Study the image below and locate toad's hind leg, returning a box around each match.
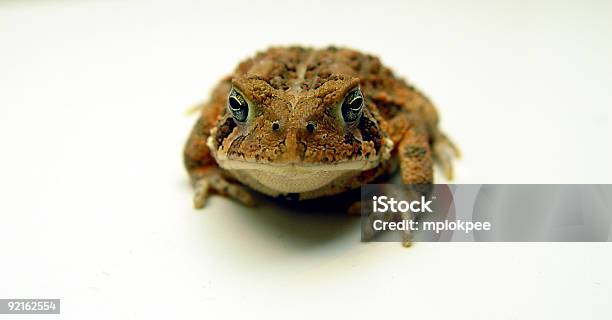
[415,91,460,181]
[432,131,460,180]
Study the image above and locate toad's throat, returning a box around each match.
[217,159,376,193]
[241,169,347,193]
[216,159,376,171]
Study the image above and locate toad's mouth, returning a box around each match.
[215,158,378,172]
[215,159,380,194]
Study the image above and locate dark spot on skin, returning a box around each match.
[306,122,316,133]
[215,117,237,148]
[382,103,402,118]
[344,133,363,157]
[403,145,427,159]
[411,184,434,197]
[344,133,354,145]
[370,94,406,119]
[358,116,382,151]
[284,63,296,72]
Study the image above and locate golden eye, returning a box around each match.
[228,88,248,122]
[341,88,363,123]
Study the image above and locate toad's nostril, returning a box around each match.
[272,121,280,131]
[306,122,316,133]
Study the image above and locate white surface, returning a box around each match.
[1,0,611,319]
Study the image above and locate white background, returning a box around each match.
[1,0,611,319]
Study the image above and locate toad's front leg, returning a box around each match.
[184,118,255,209]
[350,125,434,246]
[191,168,255,208]
[395,126,435,246]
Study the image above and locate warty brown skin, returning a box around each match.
[183,46,458,212]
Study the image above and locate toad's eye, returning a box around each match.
[341,88,364,124]
[228,89,249,122]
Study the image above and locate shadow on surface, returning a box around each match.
[233,190,361,249]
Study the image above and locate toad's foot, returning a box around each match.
[351,200,414,247]
[400,212,413,247]
[193,173,255,209]
[433,132,461,180]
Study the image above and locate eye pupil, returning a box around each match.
[341,89,363,123]
[349,97,363,110]
[229,96,242,110]
[228,89,248,122]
